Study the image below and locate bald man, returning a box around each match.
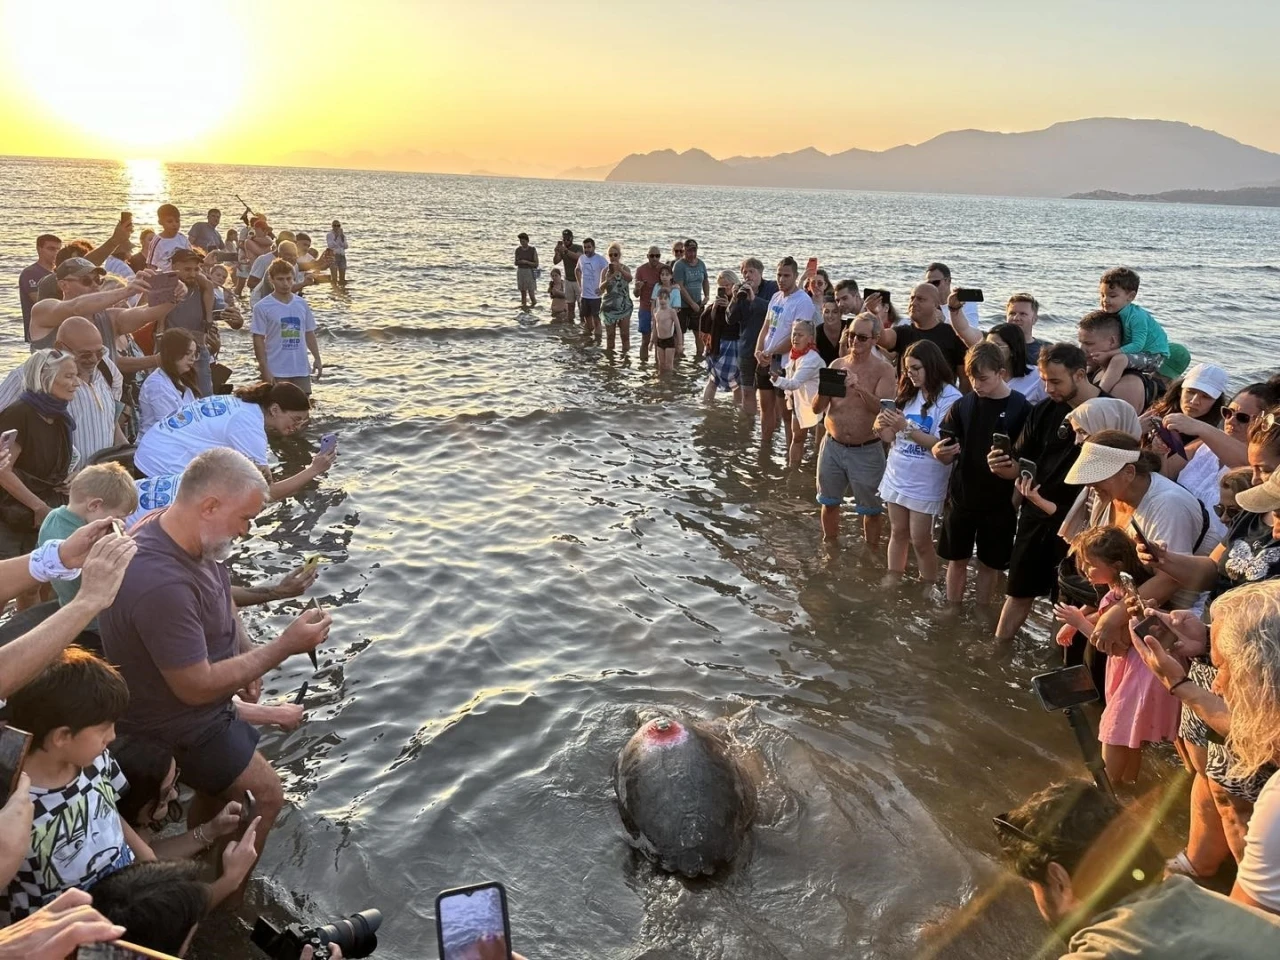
[877,282,968,379]
[0,317,125,463]
[633,244,664,361]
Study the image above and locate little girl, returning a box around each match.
[549,268,567,321]
[771,320,825,468]
[1217,465,1253,534]
[1054,525,1181,787]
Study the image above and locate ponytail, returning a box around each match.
[233,381,311,412]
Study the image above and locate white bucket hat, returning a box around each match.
[1065,441,1141,485]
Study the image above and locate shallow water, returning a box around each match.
[2,157,1278,958]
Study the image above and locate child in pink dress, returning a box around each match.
[1054,525,1182,787]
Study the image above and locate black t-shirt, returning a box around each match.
[558,243,582,279]
[0,401,72,517]
[816,323,842,365]
[940,390,1031,510]
[730,295,769,353]
[1012,397,1084,524]
[892,322,966,373]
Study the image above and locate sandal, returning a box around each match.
[1164,849,1206,881]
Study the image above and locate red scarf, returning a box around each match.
[789,344,815,361]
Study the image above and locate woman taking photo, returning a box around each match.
[133,381,335,500]
[700,270,742,405]
[137,329,200,438]
[874,340,961,585]
[0,350,78,564]
[1145,364,1231,520]
[598,243,633,354]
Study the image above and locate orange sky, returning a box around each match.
[2,0,1277,177]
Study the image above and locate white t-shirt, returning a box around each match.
[577,253,608,298]
[325,230,347,252]
[1238,771,1280,911]
[137,371,196,438]
[878,385,963,509]
[146,233,191,271]
[133,396,270,477]
[251,294,316,378]
[1009,370,1047,404]
[126,474,182,529]
[248,252,277,304]
[761,289,819,356]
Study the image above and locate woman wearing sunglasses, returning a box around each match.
[1155,379,1280,473]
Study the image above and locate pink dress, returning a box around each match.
[1096,590,1182,749]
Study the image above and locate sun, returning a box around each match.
[7,0,244,155]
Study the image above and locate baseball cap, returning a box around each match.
[1064,440,1141,485]
[36,273,62,302]
[55,257,107,281]
[1182,363,1229,400]
[1236,471,1280,515]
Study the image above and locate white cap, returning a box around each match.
[1182,363,1229,400]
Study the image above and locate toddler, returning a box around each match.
[1096,267,1170,392]
[1054,525,1181,786]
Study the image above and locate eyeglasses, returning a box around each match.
[851,332,874,342]
[1221,405,1252,426]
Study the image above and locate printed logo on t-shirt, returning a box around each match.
[280,315,303,349]
[902,413,933,457]
[163,397,232,431]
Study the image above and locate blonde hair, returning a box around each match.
[276,240,298,260]
[1213,581,1280,781]
[22,348,75,394]
[608,243,622,256]
[69,462,138,512]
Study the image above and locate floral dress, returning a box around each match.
[601,271,633,327]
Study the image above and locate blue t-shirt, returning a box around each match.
[673,258,708,307]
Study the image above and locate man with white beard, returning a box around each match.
[99,448,332,882]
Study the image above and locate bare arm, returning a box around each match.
[947,301,983,347]
[878,324,899,351]
[85,221,133,266]
[113,353,160,375]
[305,330,322,378]
[252,334,271,383]
[30,284,136,340]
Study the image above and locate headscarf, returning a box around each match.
[1057,398,1142,540]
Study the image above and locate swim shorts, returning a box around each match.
[563,280,580,304]
[581,297,602,319]
[655,335,677,350]
[937,502,1017,569]
[517,267,536,293]
[638,308,653,334]
[678,304,700,333]
[174,712,261,796]
[1006,515,1070,599]
[816,436,885,514]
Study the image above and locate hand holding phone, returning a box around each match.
[991,432,1011,457]
[0,724,33,803]
[954,288,984,303]
[318,433,338,457]
[804,257,818,278]
[1017,458,1037,483]
[1133,612,1177,650]
[436,882,512,960]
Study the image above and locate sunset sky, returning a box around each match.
[2,0,1277,177]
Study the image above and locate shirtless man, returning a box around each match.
[1077,310,1151,414]
[812,313,896,545]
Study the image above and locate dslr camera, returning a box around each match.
[251,909,382,960]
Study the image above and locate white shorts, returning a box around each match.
[878,476,943,517]
[563,280,580,302]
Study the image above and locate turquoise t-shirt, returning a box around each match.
[36,506,87,608]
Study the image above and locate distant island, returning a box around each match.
[604,118,1280,200]
[1067,186,1280,208]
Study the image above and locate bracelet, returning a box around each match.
[1169,676,1193,695]
[193,825,210,847]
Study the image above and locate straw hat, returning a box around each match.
[1064,441,1141,485]
[1236,471,1280,515]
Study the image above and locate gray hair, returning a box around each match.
[22,348,75,395]
[792,320,815,338]
[177,447,269,503]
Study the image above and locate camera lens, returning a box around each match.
[317,909,382,958]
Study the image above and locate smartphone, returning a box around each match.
[879,398,897,412]
[436,882,512,960]
[110,518,125,538]
[1117,572,1145,611]
[240,789,256,831]
[939,428,958,444]
[147,271,181,305]
[301,554,322,574]
[1032,664,1100,711]
[804,257,818,278]
[1017,458,1037,482]
[77,942,182,959]
[863,287,890,304]
[1150,419,1187,460]
[318,433,338,456]
[817,368,847,398]
[0,724,33,803]
[1129,518,1153,554]
[121,211,132,226]
[1133,613,1177,650]
[214,251,238,263]
[991,432,1011,457]
[955,288,984,303]
[0,428,17,457]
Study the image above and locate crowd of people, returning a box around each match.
[520,230,1280,955]
[0,203,354,958]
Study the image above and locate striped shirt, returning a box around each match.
[0,358,123,466]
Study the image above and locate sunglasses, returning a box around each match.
[851,332,874,342]
[1214,503,1241,519]
[928,279,942,288]
[647,253,661,259]
[74,275,104,287]
[1221,405,1252,425]
[992,813,1040,846]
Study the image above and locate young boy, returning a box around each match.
[37,463,138,623]
[145,203,192,272]
[931,341,1031,605]
[0,648,153,923]
[1096,266,1169,393]
[652,289,681,373]
[251,258,322,394]
[549,268,567,321]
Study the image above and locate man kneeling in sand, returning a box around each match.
[812,313,896,545]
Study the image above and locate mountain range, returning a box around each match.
[604,119,1280,199]
[1068,185,1280,207]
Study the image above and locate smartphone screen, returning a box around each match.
[436,882,512,960]
[1133,613,1176,650]
[0,724,33,803]
[1031,664,1100,711]
[148,271,181,305]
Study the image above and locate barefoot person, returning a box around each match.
[812,313,896,545]
[514,233,538,309]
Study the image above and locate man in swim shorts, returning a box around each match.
[633,246,663,361]
[554,229,583,324]
[812,313,896,546]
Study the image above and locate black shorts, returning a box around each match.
[655,335,677,350]
[755,361,778,392]
[937,503,1017,570]
[1006,516,1070,599]
[581,297,602,319]
[174,711,261,796]
[678,304,700,332]
[740,347,760,389]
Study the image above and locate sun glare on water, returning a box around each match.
[9,0,244,156]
